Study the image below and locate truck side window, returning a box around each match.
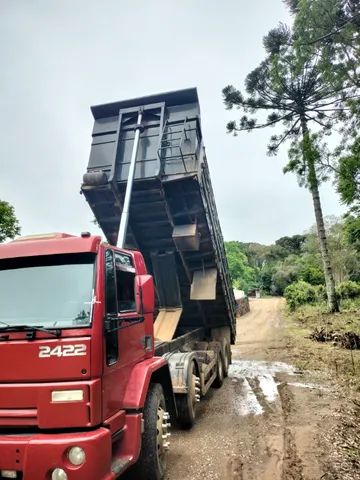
[114,253,136,313]
[105,249,118,365]
[105,250,117,314]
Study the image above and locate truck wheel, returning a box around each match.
[176,361,199,429]
[223,342,231,378]
[213,352,224,388]
[130,383,170,480]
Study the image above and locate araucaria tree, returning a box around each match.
[223,24,345,312]
[288,0,360,257]
[288,0,360,207]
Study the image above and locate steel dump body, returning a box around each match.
[82,88,236,342]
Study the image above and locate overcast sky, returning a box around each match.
[0,0,345,245]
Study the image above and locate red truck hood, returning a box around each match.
[0,336,91,382]
[0,336,102,429]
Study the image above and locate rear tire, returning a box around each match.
[223,342,231,378]
[176,360,198,429]
[213,352,224,388]
[129,383,169,480]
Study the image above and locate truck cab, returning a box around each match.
[0,233,173,480]
[0,88,236,480]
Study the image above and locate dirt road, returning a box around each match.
[165,298,335,480]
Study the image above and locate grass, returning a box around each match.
[291,298,360,335]
[283,298,360,477]
[283,298,360,391]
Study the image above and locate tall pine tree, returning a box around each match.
[223,24,346,312]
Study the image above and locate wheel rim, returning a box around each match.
[156,406,170,469]
[224,350,229,372]
[190,365,196,408]
[218,355,223,379]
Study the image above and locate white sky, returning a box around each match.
[0,0,345,245]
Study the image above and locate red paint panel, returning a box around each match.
[121,414,142,461]
[0,428,115,480]
[0,337,91,382]
[0,235,101,259]
[131,250,148,275]
[103,410,126,435]
[0,409,37,426]
[37,385,90,428]
[0,329,93,343]
[122,357,168,409]
[111,414,142,468]
[0,379,101,429]
[102,319,147,419]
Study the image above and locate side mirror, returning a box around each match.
[135,275,155,314]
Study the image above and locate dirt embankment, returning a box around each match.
[165,298,350,480]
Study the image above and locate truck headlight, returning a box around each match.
[68,446,86,466]
[51,390,84,402]
[51,468,68,480]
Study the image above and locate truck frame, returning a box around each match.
[0,88,236,480]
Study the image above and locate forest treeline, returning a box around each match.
[225,215,360,303]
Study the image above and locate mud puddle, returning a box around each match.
[228,359,325,417]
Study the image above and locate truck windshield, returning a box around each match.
[0,253,96,329]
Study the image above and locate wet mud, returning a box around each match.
[164,298,335,480]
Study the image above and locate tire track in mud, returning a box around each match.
[278,381,304,480]
[225,455,244,480]
[247,377,276,415]
[228,358,306,479]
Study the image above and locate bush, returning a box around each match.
[284,280,317,311]
[314,284,327,302]
[299,265,325,285]
[336,280,360,299]
[271,266,298,296]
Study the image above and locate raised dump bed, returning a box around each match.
[82,88,236,342]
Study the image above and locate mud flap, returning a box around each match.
[190,268,217,300]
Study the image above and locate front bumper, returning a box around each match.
[0,427,115,480]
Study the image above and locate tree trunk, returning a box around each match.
[300,117,339,312]
[310,181,339,312]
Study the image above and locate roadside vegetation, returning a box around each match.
[224,2,360,473]
[225,216,360,296]
[225,225,360,477]
[283,301,360,477]
[224,0,360,337]
[224,0,359,313]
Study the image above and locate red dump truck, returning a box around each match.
[0,88,236,480]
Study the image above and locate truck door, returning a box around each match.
[102,248,147,419]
